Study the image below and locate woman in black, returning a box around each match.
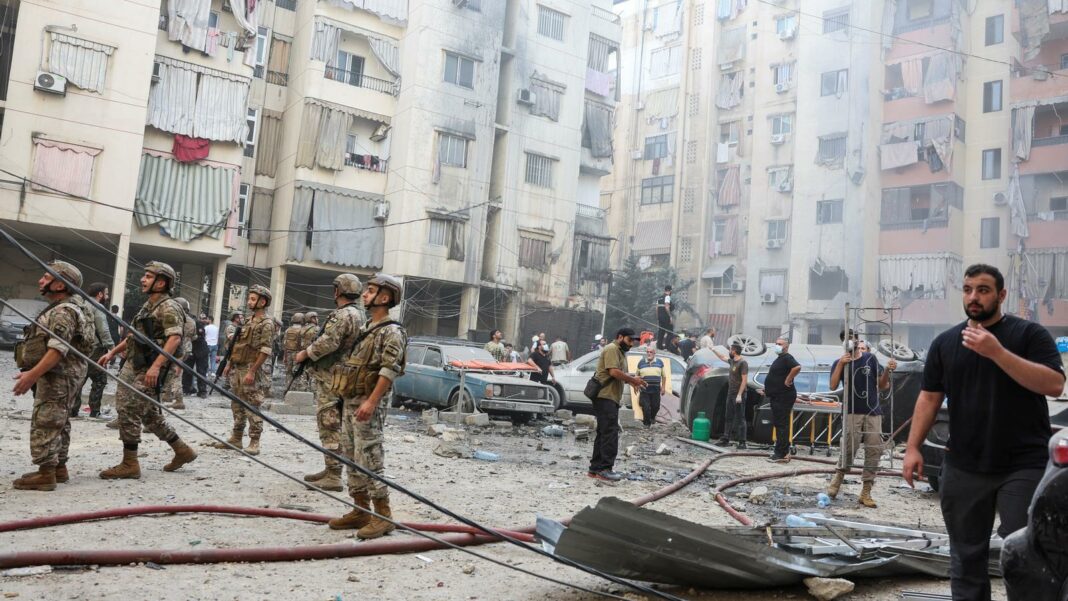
[526,341,554,384]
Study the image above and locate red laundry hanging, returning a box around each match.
[173,135,211,163]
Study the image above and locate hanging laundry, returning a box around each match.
[205,28,221,57]
[173,134,211,162]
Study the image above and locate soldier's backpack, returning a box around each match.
[283,326,302,352]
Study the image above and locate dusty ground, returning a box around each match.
[0,352,999,600]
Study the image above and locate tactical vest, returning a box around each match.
[330,321,405,398]
[310,305,361,372]
[283,325,302,352]
[129,297,184,370]
[230,315,272,365]
[300,324,318,348]
[15,298,95,369]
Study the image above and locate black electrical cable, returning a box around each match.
[0,225,684,601]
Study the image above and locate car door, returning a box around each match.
[394,344,425,400]
[567,356,600,404]
[419,346,448,406]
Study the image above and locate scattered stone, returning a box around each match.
[565,450,582,460]
[490,420,513,429]
[428,424,448,437]
[625,445,638,457]
[803,577,855,601]
[1,566,52,577]
[748,486,770,505]
[421,409,439,425]
[554,409,573,420]
[4,593,19,598]
[348,573,360,582]
[463,413,490,427]
[441,429,466,443]
[655,443,671,455]
[462,564,476,575]
[432,442,470,459]
[573,414,597,427]
[573,427,590,441]
[402,435,417,443]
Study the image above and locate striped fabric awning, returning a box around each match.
[134,152,235,242]
[632,219,673,255]
[718,164,741,207]
[644,87,679,121]
[707,313,735,346]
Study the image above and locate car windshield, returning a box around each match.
[1,300,48,320]
[443,346,497,364]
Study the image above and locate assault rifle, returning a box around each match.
[282,320,329,397]
[214,326,242,383]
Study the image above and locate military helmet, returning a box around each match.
[230,310,244,320]
[248,284,272,307]
[47,261,83,289]
[174,297,191,313]
[304,311,318,322]
[292,312,305,325]
[333,273,363,297]
[367,273,403,307]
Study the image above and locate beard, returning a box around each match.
[965,298,999,322]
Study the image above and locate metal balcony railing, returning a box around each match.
[266,70,288,86]
[1033,134,1068,147]
[592,5,621,24]
[344,153,388,172]
[275,0,296,10]
[324,67,398,95]
[576,204,606,220]
[879,218,949,231]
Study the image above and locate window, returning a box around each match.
[772,62,794,87]
[344,133,359,167]
[816,199,843,224]
[427,218,448,246]
[525,153,555,188]
[906,0,933,20]
[980,217,1000,249]
[767,219,787,243]
[775,14,797,36]
[710,266,735,295]
[983,80,1002,113]
[438,133,469,168]
[537,5,567,41]
[330,50,365,86]
[640,176,674,205]
[244,108,259,158]
[237,183,250,237]
[644,133,673,159]
[982,148,1001,180]
[254,27,270,77]
[266,37,291,86]
[823,8,849,33]
[771,114,793,136]
[650,45,682,77]
[1052,197,1068,212]
[809,266,847,300]
[760,327,782,344]
[424,348,443,368]
[719,121,739,145]
[208,11,220,28]
[820,69,847,96]
[519,235,550,269]
[759,270,787,298]
[679,237,693,263]
[817,134,847,165]
[1061,54,1068,70]
[985,14,1003,46]
[443,51,475,88]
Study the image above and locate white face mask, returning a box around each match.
[773,344,784,355]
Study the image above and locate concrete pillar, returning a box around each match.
[457,285,480,339]
[180,262,205,310]
[111,233,131,313]
[211,256,227,325]
[502,292,519,344]
[269,264,287,320]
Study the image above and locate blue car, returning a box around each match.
[393,338,558,419]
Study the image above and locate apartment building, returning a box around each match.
[0,0,620,343]
[606,0,1068,350]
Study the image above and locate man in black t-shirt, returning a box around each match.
[715,344,748,448]
[763,337,801,463]
[655,285,673,350]
[677,332,696,361]
[525,341,553,384]
[903,264,1065,601]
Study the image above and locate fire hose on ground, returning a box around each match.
[0,451,905,569]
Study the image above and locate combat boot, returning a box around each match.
[164,440,198,472]
[357,498,396,540]
[55,464,69,483]
[99,449,141,480]
[209,431,243,450]
[169,400,186,410]
[328,493,373,530]
[13,466,57,491]
[245,436,261,456]
[312,467,343,492]
[827,471,845,499]
[859,481,878,508]
[303,468,329,482]
[106,418,119,429]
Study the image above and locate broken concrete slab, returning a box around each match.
[490,420,513,429]
[573,414,597,427]
[655,443,671,455]
[463,413,490,427]
[283,391,315,406]
[573,427,590,441]
[421,409,439,425]
[428,424,448,436]
[554,409,573,420]
[441,428,467,443]
[748,486,770,505]
[803,577,855,601]
[618,408,643,429]
[432,441,470,459]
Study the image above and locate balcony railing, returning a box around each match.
[592,5,621,24]
[266,70,288,86]
[880,218,949,231]
[344,153,387,172]
[892,14,951,36]
[276,0,296,10]
[324,67,398,95]
[1033,134,1068,148]
[1027,210,1068,221]
[576,204,606,219]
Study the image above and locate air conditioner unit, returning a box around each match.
[516,88,536,105]
[370,123,390,142]
[762,293,778,304]
[766,239,783,249]
[775,82,789,94]
[993,191,1007,206]
[373,201,390,221]
[151,61,162,84]
[778,26,796,40]
[452,0,469,6]
[631,150,644,160]
[719,62,735,71]
[770,133,785,145]
[34,71,67,96]
[731,279,745,292]
[1032,68,1050,81]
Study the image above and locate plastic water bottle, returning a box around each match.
[542,425,565,437]
[472,450,499,462]
[816,493,831,508]
[784,514,818,528]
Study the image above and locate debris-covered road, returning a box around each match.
[0,354,997,600]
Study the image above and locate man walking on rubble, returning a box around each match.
[327,274,407,539]
[588,328,647,482]
[210,285,276,456]
[294,276,364,491]
[97,262,197,479]
[12,262,93,490]
[828,328,896,508]
[903,264,1064,601]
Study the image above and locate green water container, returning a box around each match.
[692,411,711,442]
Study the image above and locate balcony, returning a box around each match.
[344,152,388,173]
[1019,135,1068,176]
[325,68,398,96]
[580,146,613,176]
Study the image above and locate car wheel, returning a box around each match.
[550,384,565,412]
[877,339,918,362]
[927,475,940,492]
[389,391,405,408]
[727,334,766,357]
[448,388,475,413]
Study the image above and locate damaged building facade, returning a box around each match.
[605,0,1068,349]
[0,0,620,342]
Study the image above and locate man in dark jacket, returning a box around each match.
[763,337,801,462]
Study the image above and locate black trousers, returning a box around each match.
[73,347,108,416]
[639,389,661,426]
[722,391,747,442]
[940,459,1044,601]
[656,324,672,350]
[589,398,620,473]
[768,392,796,458]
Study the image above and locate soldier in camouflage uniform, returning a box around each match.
[162,296,196,410]
[12,262,92,491]
[97,262,197,480]
[296,311,320,392]
[212,285,276,456]
[282,313,305,389]
[72,282,114,418]
[294,276,363,491]
[327,274,407,539]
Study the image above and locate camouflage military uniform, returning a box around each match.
[26,300,89,469]
[282,323,303,388]
[340,317,406,499]
[162,312,195,404]
[295,322,319,391]
[304,304,363,472]
[227,313,277,440]
[114,296,184,446]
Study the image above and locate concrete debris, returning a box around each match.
[421,409,439,425]
[803,577,855,601]
[441,429,466,443]
[490,420,513,429]
[573,414,597,427]
[573,427,591,441]
[428,424,448,437]
[0,566,52,577]
[462,564,476,575]
[347,573,360,582]
[432,441,470,459]
[554,409,573,420]
[625,445,638,457]
[655,443,671,455]
[747,486,770,505]
[463,413,490,427]
[402,435,417,443]
[566,450,583,460]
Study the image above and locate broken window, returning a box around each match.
[529,76,565,121]
[768,166,793,192]
[719,122,739,145]
[519,235,550,269]
[759,270,787,298]
[771,62,794,87]
[906,0,933,20]
[820,69,848,97]
[244,107,259,158]
[46,32,115,93]
[775,14,798,36]
[709,267,735,295]
[809,266,848,301]
[816,199,843,224]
